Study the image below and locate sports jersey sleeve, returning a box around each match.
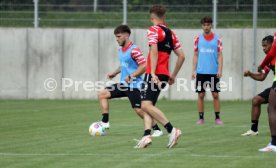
[172,31,181,50]
[260,44,276,68]
[147,26,159,45]
[263,65,271,74]
[131,47,145,65]
[218,37,223,52]
[194,35,199,52]
[260,32,276,68]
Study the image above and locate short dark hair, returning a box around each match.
[114,25,131,35]
[201,16,213,24]
[149,4,166,18]
[262,35,274,44]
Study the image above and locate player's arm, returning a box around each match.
[125,47,146,83]
[125,63,146,83]
[107,66,120,79]
[192,36,199,80]
[130,63,146,78]
[169,48,185,85]
[192,52,198,80]
[259,33,276,70]
[259,47,276,71]
[150,44,160,83]
[217,51,223,78]
[244,70,267,81]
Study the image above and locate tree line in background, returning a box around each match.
[0,0,275,11]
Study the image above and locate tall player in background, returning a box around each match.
[258,32,276,152]
[192,16,223,125]
[135,4,185,149]
[242,35,274,136]
[97,25,163,137]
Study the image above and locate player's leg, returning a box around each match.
[259,83,276,152]
[196,74,206,124]
[141,100,170,126]
[252,95,265,122]
[242,88,268,136]
[140,74,181,148]
[212,92,223,124]
[268,86,276,147]
[98,89,111,125]
[197,92,205,124]
[97,83,125,129]
[210,74,222,124]
[127,88,163,137]
[134,110,153,149]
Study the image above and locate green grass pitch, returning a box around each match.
[0,99,275,168]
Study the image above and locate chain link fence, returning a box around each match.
[0,0,276,28]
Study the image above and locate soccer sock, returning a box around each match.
[251,120,259,132]
[164,122,173,133]
[101,113,109,123]
[144,129,151,136]
[199,112,204,119]
[152,124,161,131]
[271,136,276,146]
[215,112,220,119]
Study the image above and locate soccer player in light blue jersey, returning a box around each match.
[192,16,223,125]
[96,25,163,137]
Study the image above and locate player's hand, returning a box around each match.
[191,72,196,80]
[217,70,222,78]
[243,70,251,77]
[168,75,176,85]
[151,74,160,84]
[124,75,133,83]
[107,72,116,79]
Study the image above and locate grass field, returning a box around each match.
[0,100,275,168]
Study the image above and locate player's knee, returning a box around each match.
[134,108,144,118]
[212,93,219,99]
[141,102,151,112]
[252,96,262,106]
[98,90,108,99]
[198,93,205,99]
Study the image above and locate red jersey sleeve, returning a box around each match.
[131,47,145,65]
[263,65,270,74]
[260,32,276,68]
[172,31,181,50]
[218,36,223,53]
[194,35,199,52]
[147,26,159,45]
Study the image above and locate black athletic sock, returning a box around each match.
[251,120,259,132]
[164,122,173,133]
[152,124,161,131]
[271,136,276,146]
[215,112,220,119]
[144,129,151,136]
[199,112,204,119]
[101,113,109,123]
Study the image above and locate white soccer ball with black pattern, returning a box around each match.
[89,122,105,136]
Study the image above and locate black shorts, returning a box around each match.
[141,74,169,105]
[272,81,276,91]
[258,87,271,104]
[106,83,141,108]
[195,74,220,92]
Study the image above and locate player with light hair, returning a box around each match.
[135,4,185,148]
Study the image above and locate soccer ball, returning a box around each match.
[89,122,105,136]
